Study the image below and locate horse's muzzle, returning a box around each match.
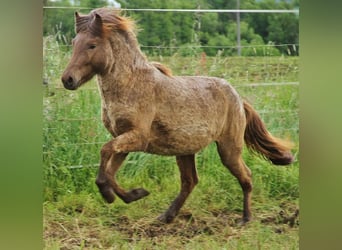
[61,74,78,90]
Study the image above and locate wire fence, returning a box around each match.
[48,81,298,91]
[43,6,299,14]
[46,43,299,53]
[43,7,299,170]
[43,78,299,170]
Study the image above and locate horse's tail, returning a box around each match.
[243,100,294,165]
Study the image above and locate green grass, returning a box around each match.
[43,36,299,249]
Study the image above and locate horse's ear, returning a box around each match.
[90,13,104,37]
[74,12,84,33]
[94,14,103,28]
[94,13,102,22]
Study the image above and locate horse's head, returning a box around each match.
[61,11,113,90]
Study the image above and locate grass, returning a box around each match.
[43,36,299,249]
[44,195,299,249]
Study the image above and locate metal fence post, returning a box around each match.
[237,0,241,56]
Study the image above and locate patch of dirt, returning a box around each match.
[106,210,245,243]
[107,207,299,242]
[259,202,299,233]
[44,205,299,248]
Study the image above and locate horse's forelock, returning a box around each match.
[75,8,136,37]
[94,8,136,35]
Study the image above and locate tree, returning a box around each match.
[43,0,75,44]
[43,0,299,56]
[72,0,108,7]
[43,0,111,43]
[243,0,299,55]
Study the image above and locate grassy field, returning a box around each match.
[43,36,299,249]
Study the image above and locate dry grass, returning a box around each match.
[44,193,299,249]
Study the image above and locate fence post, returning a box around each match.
[236,0,241,56]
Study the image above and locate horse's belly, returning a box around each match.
[145,126,215,155]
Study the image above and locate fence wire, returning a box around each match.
[43,6,299,14]
[43,7,299,170]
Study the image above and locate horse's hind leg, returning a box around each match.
[158,154,199,223]
[96,140,149,204]
[216,141,253,223]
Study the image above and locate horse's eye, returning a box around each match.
[88,44,96,49]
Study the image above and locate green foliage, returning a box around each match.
[178,43,204,57]
[43,0,111,44]
[74,0,108,8]
[43,1,75,44]
[243,0,299,55]
[44,0,299,56]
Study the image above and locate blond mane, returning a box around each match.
[76,8,136,36]
[151,62,173,77]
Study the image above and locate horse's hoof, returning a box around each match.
[236,216,252,226]
[123,188,150,203]
[157,212,175,224]
[130,188,150,198]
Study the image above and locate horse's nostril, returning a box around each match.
[67,76,74,84]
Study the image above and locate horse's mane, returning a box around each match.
[76,8,136,36]
[151,62,173,77]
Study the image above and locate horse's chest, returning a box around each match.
[102,104,135,137]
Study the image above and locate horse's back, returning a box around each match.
[165,75,243,118]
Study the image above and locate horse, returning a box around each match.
[61,7,294,224]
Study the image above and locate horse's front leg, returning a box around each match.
[112,129,149,154]
[96,133,150,204]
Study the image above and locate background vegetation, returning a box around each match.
[43,1,299,249]
[43,0,299,56]
[43,42,299,250]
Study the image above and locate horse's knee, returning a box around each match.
[95,176,107,187]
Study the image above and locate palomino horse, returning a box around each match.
[61,7,293,224]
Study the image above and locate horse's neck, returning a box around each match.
[99,34,149,89]
[97,34,152,103]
